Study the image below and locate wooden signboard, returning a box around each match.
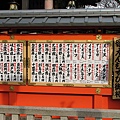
[28,40,113,87]
[0,40,26,85]
[113,37,120,99]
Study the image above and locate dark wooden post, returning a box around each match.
[22,0,29,9]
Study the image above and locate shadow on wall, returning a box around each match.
[60,101,74,108]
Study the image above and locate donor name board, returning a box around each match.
[0,40,26,85]
[28,40,112,87]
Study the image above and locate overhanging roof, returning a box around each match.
[0,9,120,28]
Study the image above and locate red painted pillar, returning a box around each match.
[9,92,17,105]
[94,95,103,109]
[45,0,53,9]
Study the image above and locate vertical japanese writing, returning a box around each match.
[30,42,110,86]
[0,43,24,83]
[114,39,120,99]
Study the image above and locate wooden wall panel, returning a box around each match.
[0,85,119,109]
[0,34,118,41]
[0,93,9,105]
[102,96,120,109]
[16,94,93,108]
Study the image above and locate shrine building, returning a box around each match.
[0,0,120,111]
